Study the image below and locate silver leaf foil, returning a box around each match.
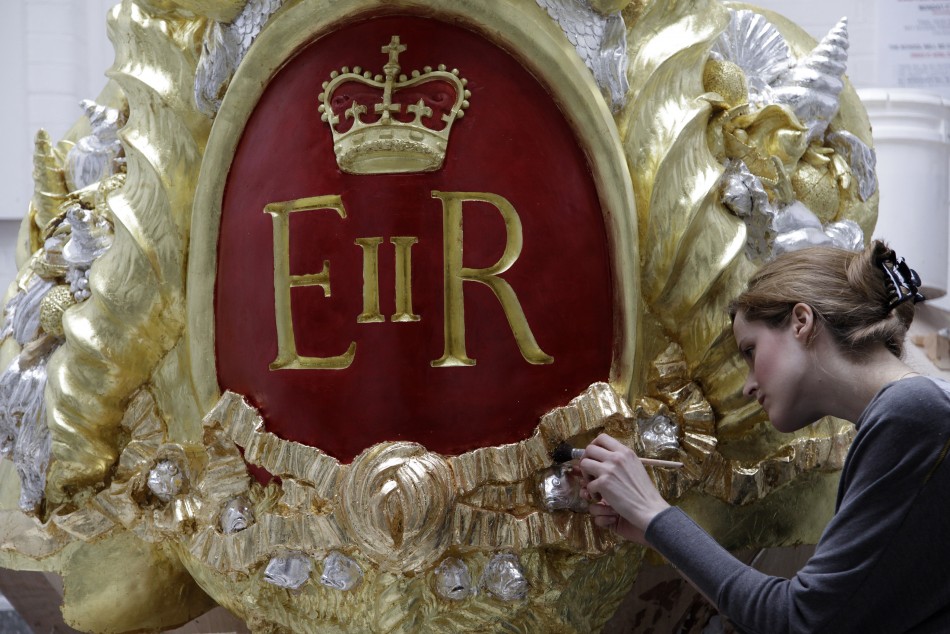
[827,129,878,201]
[62,206,113,268]
[194,21,241,116]
[195,0,284,117]
[264,553,312,590]
[721,160,776,263]
[711,9,791,107]
[714,10,850,143]
[539,464,586,512]
[219,497,253,534]
[64,100,126,191]
[823,220,865,251]
[772,201,830,255]
[319,551,363,591]
[534,0,629,111]
[769,17,849,144]
[638,414,680,457]
[767,201,864,258]
[66,269,91,303]
[1,276,56,345]
[0,336,58,513]
[147,459,184,502]
[773,226,833,256]
[43,233,69,272]
[480,553,529,601]
[62,205,114,302]
[772,200,823,234]
[434,557,474,600]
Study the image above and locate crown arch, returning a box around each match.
[189,0,639,461]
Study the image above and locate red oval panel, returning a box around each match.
[216,15,614,462]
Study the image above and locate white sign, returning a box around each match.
[880,1,950,97]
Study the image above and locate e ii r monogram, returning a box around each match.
[265,191,553,371]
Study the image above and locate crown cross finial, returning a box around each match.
[381,36,407,71]
[377,36,408,123]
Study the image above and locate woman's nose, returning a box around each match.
[743,374,757,398]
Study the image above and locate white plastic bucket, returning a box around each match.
[859,88,950,300]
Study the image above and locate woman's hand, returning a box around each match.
[580,433,671,545]
[587,499,647,543]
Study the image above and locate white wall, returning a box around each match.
[748,1,878,88]
[0,0,116,288]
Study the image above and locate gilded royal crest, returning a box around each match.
[0,0,876,632]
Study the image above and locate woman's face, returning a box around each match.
[732,308,815,433]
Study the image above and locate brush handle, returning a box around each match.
[570,447,683,469]
[639,458,683,469]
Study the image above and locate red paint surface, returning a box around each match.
[216,15,614,462]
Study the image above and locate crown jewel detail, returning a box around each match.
[318,36,471,175]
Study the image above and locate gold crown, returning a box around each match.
[318,36,471,175]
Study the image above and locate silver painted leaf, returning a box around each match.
[823,220,864,251]
[827,129,877,201]
[195,0,284,117]
[711,9,791,106]
[264,553,312,589]
[535,0,629,111]
[720,159,776,263]
[319,551,362,591]
[1,277,56,346]
[434,557,474,600]
[480,552,529,601]
[64,100,125,191]
[0,337,58,513]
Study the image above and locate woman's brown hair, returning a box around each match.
[729,241,919,357]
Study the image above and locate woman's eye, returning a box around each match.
[742,346,754,359]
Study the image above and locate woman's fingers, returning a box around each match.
[583,435,638,469]
[578,456,603,479]
[587,501,616,517]
[587,502,646,542]
[588,501,618,526]
[581,443,611,462]
[575,433,671,541]
[580,435,640,482]
[590,433,629,452]
[591,513,618,529]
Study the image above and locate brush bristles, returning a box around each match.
[552,442,583,463]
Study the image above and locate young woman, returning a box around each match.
[581,241,950,633]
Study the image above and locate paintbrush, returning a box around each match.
[551,441,683,469]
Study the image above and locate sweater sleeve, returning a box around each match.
[646,506,823,634]
[645,377,950,634]
[644,507,746,603]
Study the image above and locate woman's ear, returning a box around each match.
[790,303,816,343]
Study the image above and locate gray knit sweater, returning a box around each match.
[645,376,950,633]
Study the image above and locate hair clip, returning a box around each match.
[880,256,925,309]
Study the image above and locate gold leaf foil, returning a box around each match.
[31,129,69,233]
[210,391,341,500]
[338,442,456,573]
